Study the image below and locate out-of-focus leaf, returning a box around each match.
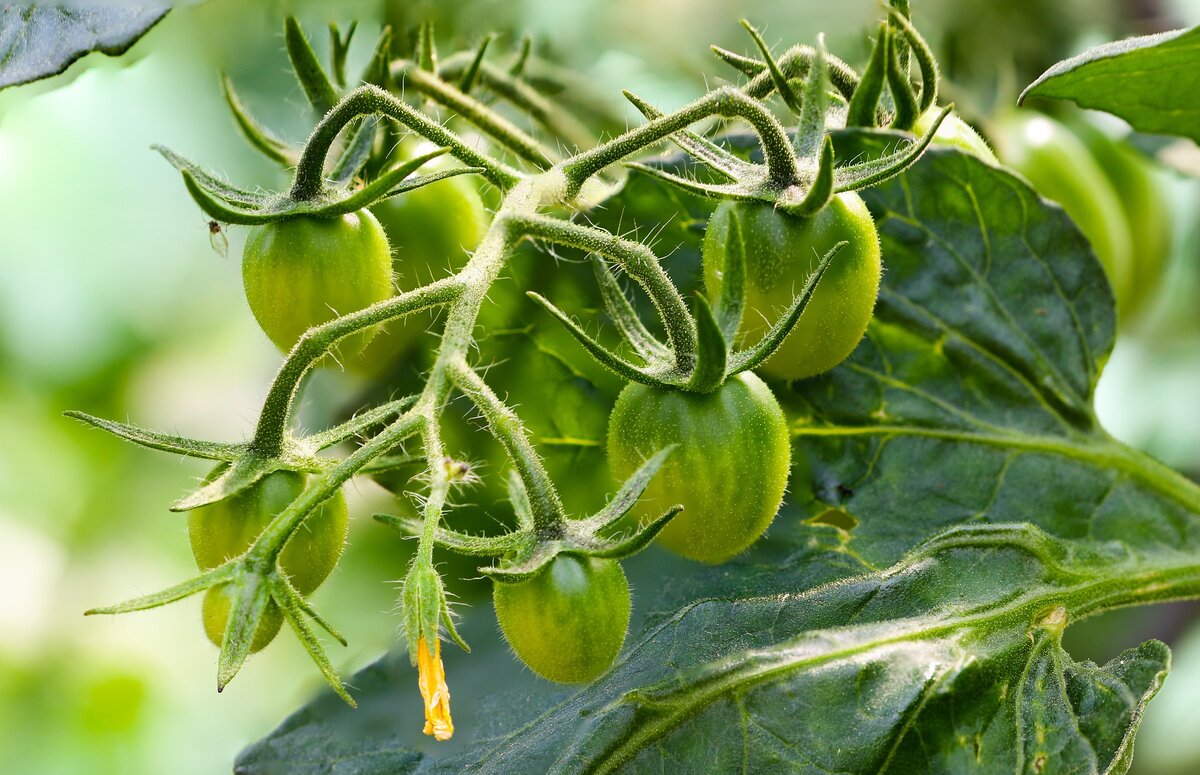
[1020,27,1200,143]
[0,4,168,90]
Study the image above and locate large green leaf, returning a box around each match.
[1019,26,1200,143]
[0,4,168,91]
[238,148,1200,773]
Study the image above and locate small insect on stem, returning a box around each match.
[208,220,229,258]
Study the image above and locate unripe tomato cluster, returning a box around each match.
[232,155,893,682]
[189,470,348,651]
[229,107,1172,686]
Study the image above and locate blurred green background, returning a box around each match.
[1,0,1199,772]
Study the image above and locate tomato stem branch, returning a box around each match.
[249,276,464,458]
[289,85,523,201]
[392,61,558,169]
[426,52,597,151]
[560,86,798,197]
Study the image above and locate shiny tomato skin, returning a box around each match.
[242,210,394,356]
[188,470,348,651]
[607,372,790,563]
[702,194,881,381]
[493,555,631,683]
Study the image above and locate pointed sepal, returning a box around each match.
[64,411,243,461]
[220,75,296,166]
[579,446,677,533]
[215,571,274,692]
[327,22,358,89]
[374,513,521,556]
[624,91,752,181]
[361,26,394,90]
[274,576,356,706]
[480,542,560,584]
[506,469,535,531]
[711,44,767,78]
[684,295,729,393]
[285,17,339,115]
[527,291,664,386]
[793,34,829,158]
[592,257,669,362]
[155,146,270,206]
[458,34,493,94]
[509,35,532,77]
[416,21,438,73]
[784,135,835,216]
[84,564,235,616]
[740,19,802,113]
[711,207,746,343]
[582,505,683,559]
[729,241,846,374]
[171,456,278,512]
[624,162,755,201]
[846,23,889,128]
[329,116,379,187]
[304,396,418,451]
[833,105,950,192]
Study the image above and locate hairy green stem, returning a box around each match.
[561,86,798,196]
[392,61,558,169]
[506,213,696,373]
[417,416,450,565]
[250,276,464,457]
[449,360,566,536]
[289,85,523,200]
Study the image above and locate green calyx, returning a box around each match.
[844,5,940,131]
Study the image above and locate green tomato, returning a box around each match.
[992,112,1135,315]
[354,150,490,372]
[188,469,349,651]
[1070,119,1173,319]
[703,194,882,381]
[201,585,283,653]
[493,555,631,683]
[242,210,394,356]
[913,107,998,163]
[607,372,790,563]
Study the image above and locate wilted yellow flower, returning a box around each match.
[417,638,453,741]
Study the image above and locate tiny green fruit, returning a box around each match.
[242,210,394,356]
[188,470,349,651]
[703,194,882,381]
[493,555,631,683]
[607,372,791,563]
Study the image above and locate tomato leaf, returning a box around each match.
[237,147,1200,773]
[0,4,168,90]
[1019,26,1200,143]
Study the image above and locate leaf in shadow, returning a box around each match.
[0,4,168,90]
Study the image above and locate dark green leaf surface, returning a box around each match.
[240,148,1200,773]
[1019,26,1200,143]
[0,4,168,90]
